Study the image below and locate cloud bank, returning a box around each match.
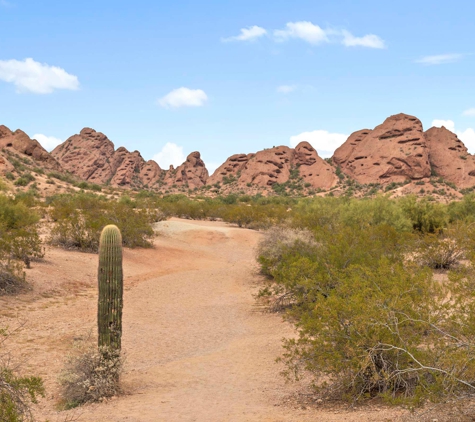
[222,25,267,42]
[432,119,475,153]
[290,130,348,157]
[225,21,385,49]
[153,142,186,168]
[158,87,208,109]
[32,134,63,151]
[416,54,463,65]
[0,58,79,94]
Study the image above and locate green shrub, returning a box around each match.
[49,193,159,251]
[0,367,44,421]
[279,259,475,405]
[0,330,44,421]
[0,195,43,272]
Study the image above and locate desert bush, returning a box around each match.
[0,195,44,273]
[49,193,159,251]
[400,195,448,233]
[0,260,26,295]
[256,196,475,405]
[60,346,122,408]
[0,328,44,421]
[0,368,44,421]
[279,259,475,405]
[415,235,464,269]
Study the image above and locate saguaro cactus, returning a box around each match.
[97,224,123,351]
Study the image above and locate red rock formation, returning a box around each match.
[294,142,338,189]
[52,128,115,183]
[208,143,337,190]
[238,146,294,187]
[332,113,431,184]
[163,151,208,188]
[207,153,254,185]
[0,125,61,170]
[425,126,475,188]
[52,128,162,187]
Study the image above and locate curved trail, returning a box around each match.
[1,218,405,421]
[79,219,311,421]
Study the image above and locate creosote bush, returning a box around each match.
[0,194,44,295]
[0,328,44,421]
[256,196,475,405]
[48,193,161,252]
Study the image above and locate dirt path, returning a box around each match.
[0,219,407,421]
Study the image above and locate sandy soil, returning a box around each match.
[0,218,458,421]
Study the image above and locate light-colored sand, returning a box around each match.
[0,218,411,421]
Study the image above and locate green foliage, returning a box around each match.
[400,195,448,233]
[279,259,475,404]
[0,194,43,281]
[48,193,159,251]
[0,368,44,421]
[0,329,44,421]
[98,225,123,351]
[256,197,475,405]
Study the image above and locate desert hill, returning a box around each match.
[1,113,474,197]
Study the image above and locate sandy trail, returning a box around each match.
[0,218,406,421]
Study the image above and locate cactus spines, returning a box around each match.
[98,224,123,351]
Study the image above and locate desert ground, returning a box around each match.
[1,218,467,421]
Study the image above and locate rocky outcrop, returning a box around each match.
[208,142,337,189]
[52,128,162,187]
[425,126,475,188]
[294,142,338,189]
[0,125,61,170]
[207,153,254,186]
[333,114,431,184]
[163,151,208,188]
[52,128,115,183]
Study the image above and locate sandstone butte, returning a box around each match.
[2,113,475,192]
[51,128,162,188]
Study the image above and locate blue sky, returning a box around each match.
[1,0,474,173]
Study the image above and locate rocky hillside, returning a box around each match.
[208,142,337,190]
[0,125,61,173]
[2,113,475,198]
[51,128,162,188]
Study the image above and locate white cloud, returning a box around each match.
[341,30,386,49]
[205,162,220,175]
[158,87,208,109]
[432,119,475,153]
[0,58,79,94]
[416,54,463,65]
[290,130,348,157]
[32,134,63,151]
[463,108,475,117]
[274,21,329,45]
[222,25,267,42]
[432,119,455,132]
[272,21,385,49]
[277,84,296,94]
[153,143,186,168]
